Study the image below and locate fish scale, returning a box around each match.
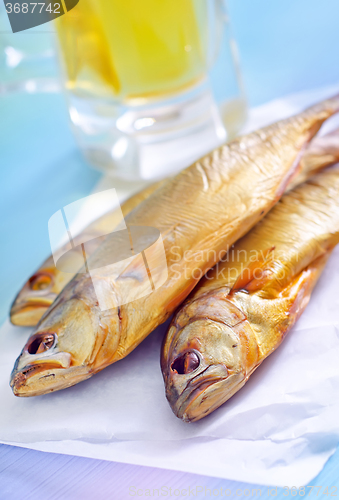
[10,129,339,328]
[10,96,339,397]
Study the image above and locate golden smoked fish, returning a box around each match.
[162,167,339,422]
[10,130,339,328]
[10,96,339,397]
[10,181,162,326]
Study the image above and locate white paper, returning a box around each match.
[1,85,339,487]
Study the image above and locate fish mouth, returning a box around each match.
[167,365,222,416]
[176,376,226,422]
[171,368,245,422]
[10,296,56,326]
[11,362,67,393]
[10,333,75,396]
[10,361,91,397]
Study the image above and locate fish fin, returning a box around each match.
[279,251,331,304]
[248,250,333,359]
[229,246,275,295]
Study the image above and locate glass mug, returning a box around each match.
[55,0,247,179]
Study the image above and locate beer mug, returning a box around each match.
[55,0,247,179]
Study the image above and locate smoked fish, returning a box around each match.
[162,167,339,422]
[10,129,339,328]
[10,96,339,396]
[10,181,162,326]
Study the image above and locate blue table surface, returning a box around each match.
[1,0,339,497]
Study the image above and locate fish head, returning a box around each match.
[10,286,102,396]
[161,293,259,422]
[10,268,57,327]
[10,259,72,327]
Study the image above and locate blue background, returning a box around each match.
[0,0,339,496]
[229,0,339,105]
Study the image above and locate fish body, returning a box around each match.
[10,129,339,328]
[10,181,162,326]
[10,96,339,397]
[162,167,339,422]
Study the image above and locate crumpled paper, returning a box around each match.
[1,85,339,487]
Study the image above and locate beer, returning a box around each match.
[56,0,208,102]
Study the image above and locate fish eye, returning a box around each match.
[25,333,56,355]
[29,273,53,291]
[171,351,200,375]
